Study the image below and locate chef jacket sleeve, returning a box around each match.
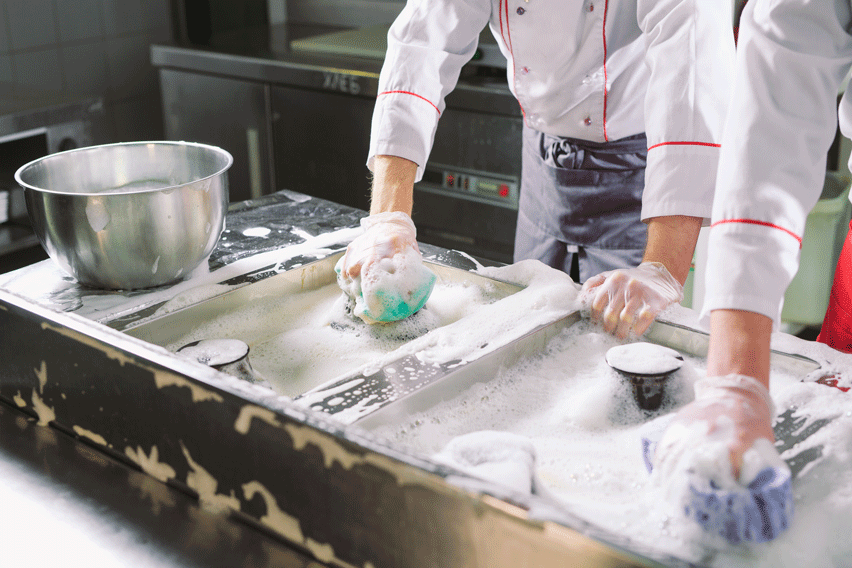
[368,1,490,182]
[700,0,852,328]
[637,0,736,222]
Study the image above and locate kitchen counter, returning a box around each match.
[0,401,331,568]
[2,190,846,568]
[0,190,558,568]
[150,23,517,116]
[0,190,365,567]
[0,190,365,323]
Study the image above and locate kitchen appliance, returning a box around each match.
[290,23,508,70]
[289,24,521,264]
[16,141,232,289]
[0,98,104,273]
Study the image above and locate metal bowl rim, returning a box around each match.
[14,140,234,197]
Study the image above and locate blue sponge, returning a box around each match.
[640,416,793,544]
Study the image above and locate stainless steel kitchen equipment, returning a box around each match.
[0,189,842,568]
[153,22,522,264]
[178,338,259,383]
[15,141,232,290]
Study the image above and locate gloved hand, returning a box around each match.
[336,212,435,324]
[644,374,793,544]
[653,374,776,484]
[580,261,683,339]
[337,211,420,281]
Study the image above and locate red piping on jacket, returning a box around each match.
[602,0,609,141]
[377,90,441,115]
[648,141,722,151]
[711,218,803,248]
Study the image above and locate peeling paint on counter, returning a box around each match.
[42,321,138,368]
[2,191,701,568]
[42,319,229,405]
[241,479,360,568]
[153,370,225,404]
[181,442,241,512]
[34,361,47,392]
[73,425,109,447]
[125,445,176,483]
[234,404,283,434]
[242,480,304,543]
[13,391,25,407]
[30,389,56,426]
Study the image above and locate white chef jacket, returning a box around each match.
[368,0,735,222]
[701,0,852,328]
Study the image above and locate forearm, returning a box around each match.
[707,309,772,386]
[642,215,703,285]
[369,155,418,216]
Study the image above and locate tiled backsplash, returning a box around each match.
[0,0,173,143]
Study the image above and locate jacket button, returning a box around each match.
[584,117,592,126]
[588,2,594,11]
[517,6,526,14]
[521,66,530,74]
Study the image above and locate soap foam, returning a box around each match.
[337,247,437,324]
[366,319,852,567]
[164,272,505,397]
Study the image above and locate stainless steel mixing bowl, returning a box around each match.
[15,141,233,290]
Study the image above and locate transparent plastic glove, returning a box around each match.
[644,375,793,544]
[580,261,683,339]
[654,374,777,484]
[335,212,436,324]
[337,212,420,281]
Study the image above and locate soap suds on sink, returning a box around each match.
[364,318,852,568]
[163,273,511,397]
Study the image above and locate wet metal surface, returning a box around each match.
[0,189,834,568]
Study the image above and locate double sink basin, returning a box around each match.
[0,247,825,568]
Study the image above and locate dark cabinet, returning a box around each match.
[270,85,373,212]
[160,69,274,203]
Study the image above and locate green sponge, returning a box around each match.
[335,254,437,324]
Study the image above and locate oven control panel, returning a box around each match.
[417,165,519,209]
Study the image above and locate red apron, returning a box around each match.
[817,220,852,353]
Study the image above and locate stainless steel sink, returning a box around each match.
[1,243,827,568]
[121,250,822,427]
[121,252,526,399]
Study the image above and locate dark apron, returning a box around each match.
[514,125,648,281]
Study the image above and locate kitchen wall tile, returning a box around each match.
[61,42,109,98]
[105,35,156,101]
[141,0,173,33]
[6,0,59,51]
[57,0,104,43]
[101,0,145,36]
[0,56,12,100]
[12,48,64,96]
[0,5,10,55]
[111,95,164,142]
